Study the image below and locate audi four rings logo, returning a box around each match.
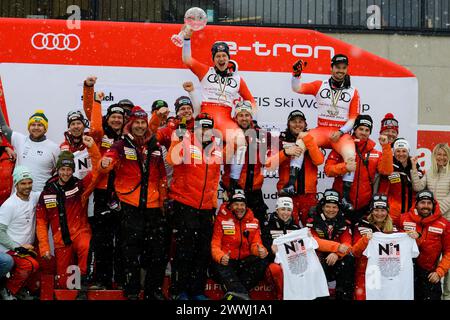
[31,33,81,51]
[319,88,351,102]
[207,74,238,88]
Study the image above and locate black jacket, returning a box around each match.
[261,212,301,262]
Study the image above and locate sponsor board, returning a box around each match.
[0,18,443,213]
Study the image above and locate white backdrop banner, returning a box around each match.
[0,19,419,212]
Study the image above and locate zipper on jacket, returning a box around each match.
[355,151,362,209]
[198,163,209,209]
[238,219,243,260]
[401,174,406,213]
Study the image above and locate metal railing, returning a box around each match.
[0,0,449,35]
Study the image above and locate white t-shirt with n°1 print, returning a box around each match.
[273,228,329,300]
[364,232,419,300]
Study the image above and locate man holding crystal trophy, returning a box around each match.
[168,7,261,300]
[173,7,256,136]
[175,9,257,192]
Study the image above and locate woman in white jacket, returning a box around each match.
[411,142,450,299]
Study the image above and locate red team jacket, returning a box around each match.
[400,203,450,277]
[99,135,167,209]
[0,138,14,205]
[222,126,269,192]
[167,134,223,210]
[36,174,93,254]
[211,203,267,263]
[325,138,393,210]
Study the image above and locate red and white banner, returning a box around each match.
[0,18,444,210]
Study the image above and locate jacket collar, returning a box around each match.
[410,205,442,225]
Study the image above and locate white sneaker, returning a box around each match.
[0,288,17,300]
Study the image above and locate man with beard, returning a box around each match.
[221,101,269,223]
[262,196,348,300]
[325,115,393,223]
[0,166,40,300]
[211,189,269,300]
[181,28,256,137]
[306,189,354,299]
[0,109,59,192]
[400,190,450,300]
[149,94,193,186]
[100,106,169,300]
[266,110,324,225]
[288,55,360,212]
[166,112,231,300]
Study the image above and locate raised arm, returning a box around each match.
[0,104,12,142]
[83,76,97,120]
[183,81,202,116]
[182,37,209,80]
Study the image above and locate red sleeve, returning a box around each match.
[310,228,320,238]
[378,175,390,195]
[211,217,225,263]
[436,222,450,277]
[59,141,69,152]
[83,83,94,120]
[36,194,50,255]
[324,150,347,177]
[157,150,168,207]
[315,237,340,253]
[89,100,104,144]
[302,133,324,166]
[352,236,369,258]
[250,224,267,257]
[339,228,353,247]
[348,89,360,120]
[0,134,11,148]
[187,58,209,81]
[377,144,394,176]
[166,140,185,166]
[265,138,286,170]
[157,126,174,150]
[297,80,322,96]
[238,78,256,112]
[98,143,121,174]
[335,228,353,257]
[353,226,363,246]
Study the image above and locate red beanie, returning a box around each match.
[128,106,148,123]
[380,113,399,134]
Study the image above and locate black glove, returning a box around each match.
[292,59,307,77]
